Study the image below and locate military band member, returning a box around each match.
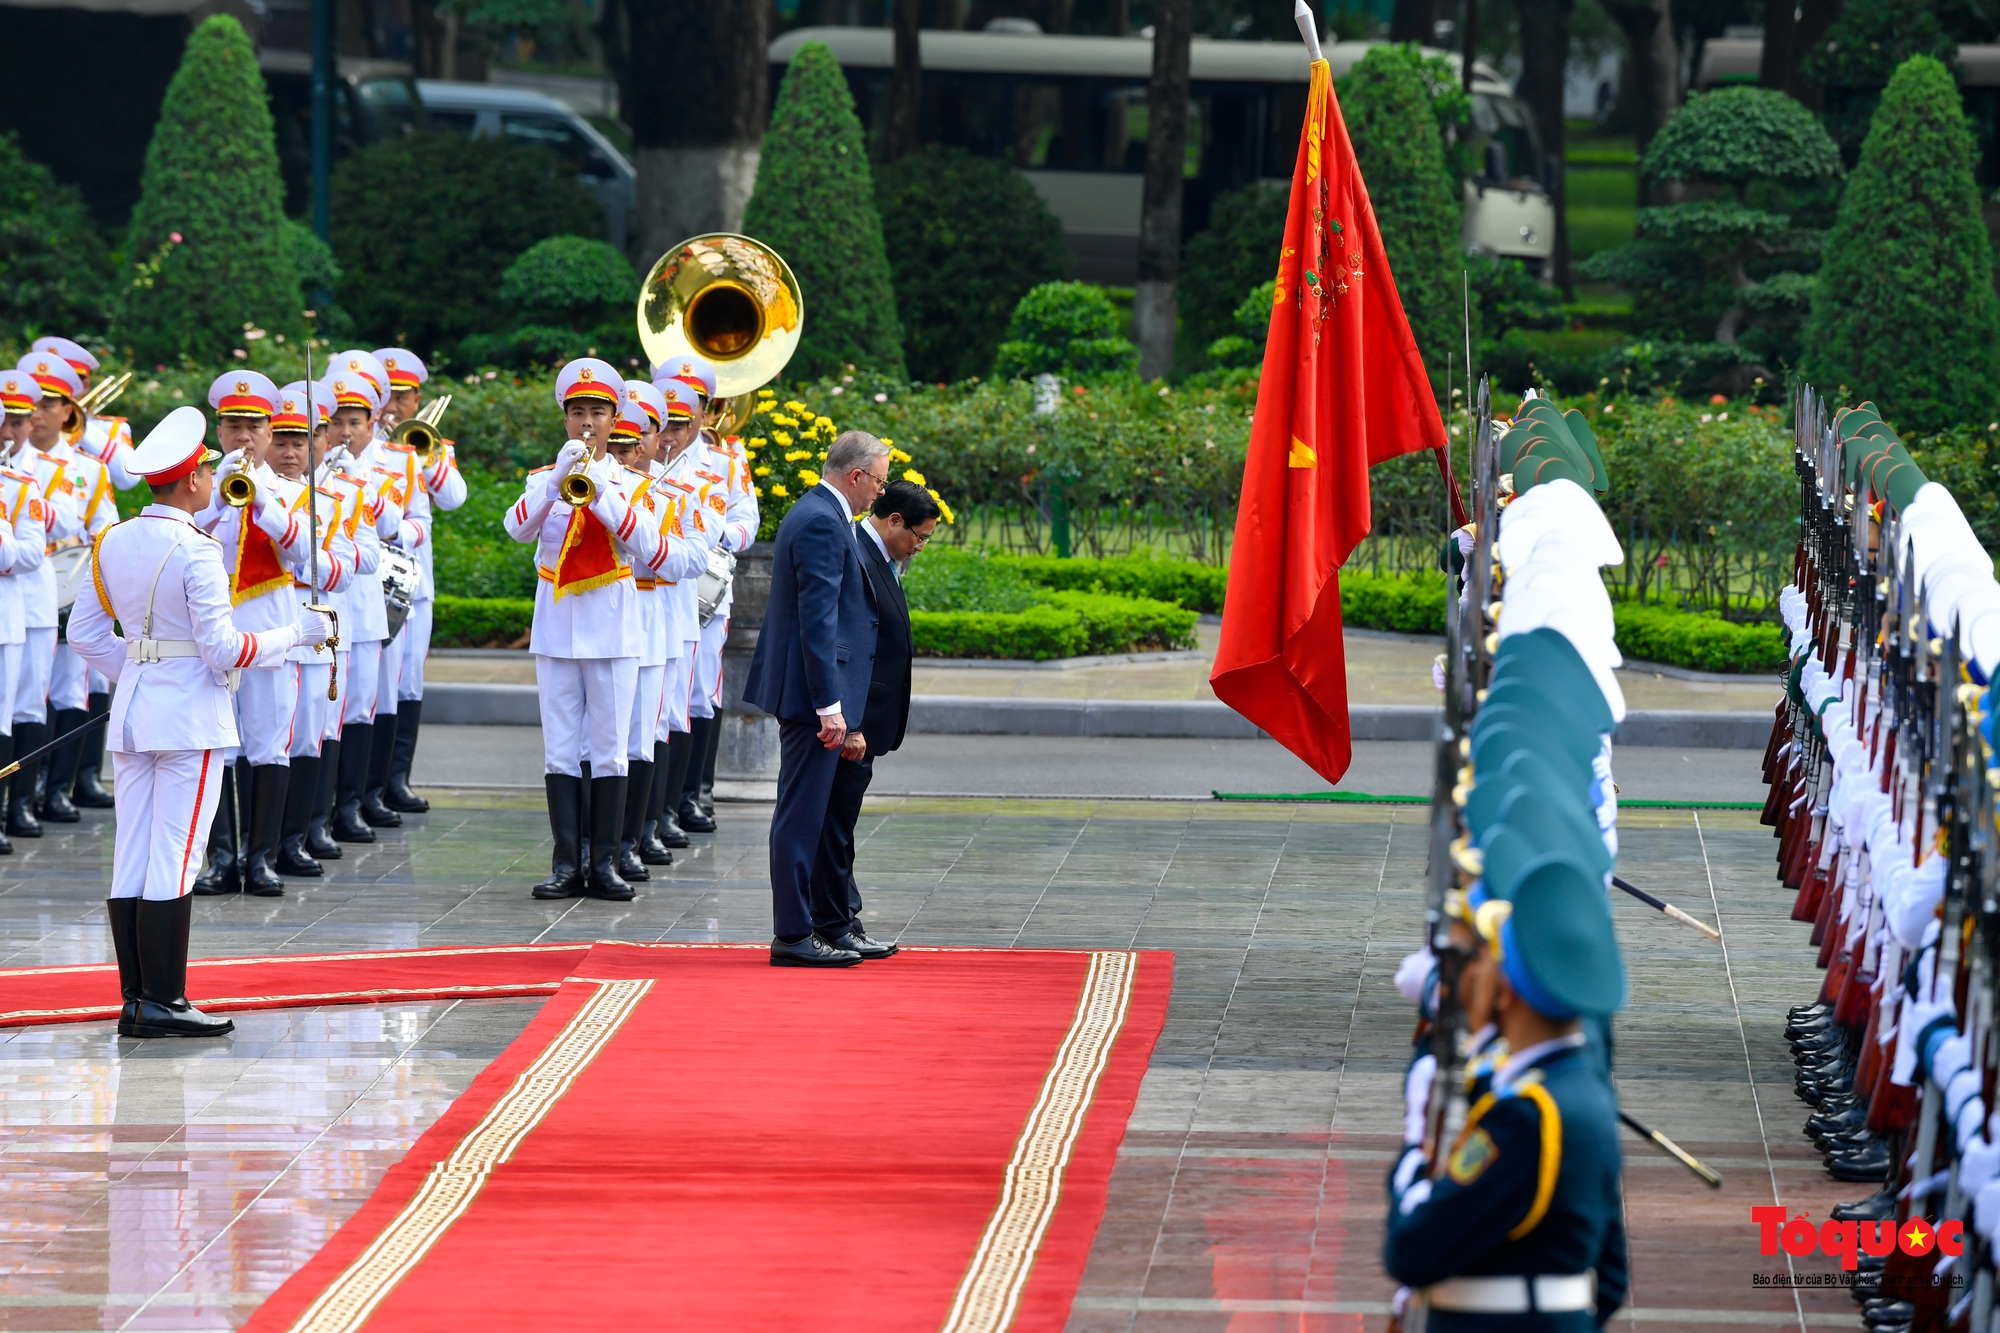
[606,389,668,882]
[647,381,708,851]
[33,337,139,493]
[7,353,84,838]
[68,407,332,1038]
[1386,858,1630,1332]
[190,372,324,897]
[0,372,47,854]
[505,358,711,901]
[374,348,465,815]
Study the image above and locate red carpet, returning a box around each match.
[239,942,1171,1333]
[0,942,587,1028]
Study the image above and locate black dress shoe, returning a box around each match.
[1865,1302,1914,1328]
[6,796,41,839]
[1791,1001,1833,1019]
[678,802,715,834]
[770,935,862,968]
[637,820,674,866]
[825,926,897,959]
[306,817,343,860]
[616,840,650,882]
[330,799,375,843]
[1788,1014,1836,1039]
[276,834,323,877]
[1833,1189,1897,1222]
[360,792,402,828]
[1826,1141,1891,1181]
[656,811,691,848]
[38,785,77,823]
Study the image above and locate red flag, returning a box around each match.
[1209,55,1451,785]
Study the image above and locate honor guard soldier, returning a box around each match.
[610,382,670,881]
[320,358,405,842]
[504,358,711,901]
[33,337,140,492]
[68,407,331,1038]
[0,370,48,853]
[1386,857,1630,1332]
[374,348,466,815]
[8,352,84,838]
[190,371,323,897]
[646,381,708,851]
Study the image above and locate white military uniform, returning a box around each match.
[45,437,115,714]
[70,504,318,900]
[684,427,758,720]
[374,349,467,705]
[10,355,84,745]
[0,464,46,744]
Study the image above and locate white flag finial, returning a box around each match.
[1294,0,1324,63]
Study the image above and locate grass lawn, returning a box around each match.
[1565,129,1637,263]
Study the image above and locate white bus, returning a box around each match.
[770,26,1559,283]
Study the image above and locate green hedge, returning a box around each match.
[433,595,532,648]
[1610,602,1788,673]
[912,591,1195,661]
[1338,571,1452,634]
[998,553,1229,613]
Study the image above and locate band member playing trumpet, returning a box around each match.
[374,348,465,817]
[0,370,48,855]
[34,336,139,492]
[506,358,713,902]
[68,406,333,1038]
[190,371,325,897]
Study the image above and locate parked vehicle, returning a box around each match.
[769,26,1559,280]
[261,51,428,220]
[416,81,636,252]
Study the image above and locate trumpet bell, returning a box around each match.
[220,472,257,508]
[393,418,443,461]
[558,471,597,507]
[637,233,803,397]
[711,392,758,438]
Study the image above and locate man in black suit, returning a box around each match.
[808,480,940,956]
[742,431,886,968]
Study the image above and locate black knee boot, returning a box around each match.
[331,723,376,843]
[657,732,693,847]
[586,773,632,901]
[7,718,46,837]
[241,765,289,896]
[277,754,323,876]
[72,692,114,808]
[107,897,140,1035]
[191,765,240,895]
[39,707,83,822]
[361,711,402,827]
[618,759,652,881]
[129,895,233,1038]
[638,740,674,865]
[0,734,19,855]
[385,699,429,812]
[677,717,715,832]
[532,774,585,899]
[698,714,721,820]
[307,738,343,858]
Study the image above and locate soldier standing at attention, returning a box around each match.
[1386,857,1630,1331]
[373,348,465,816]
[0,370,46,853]
[68,407,331,1038]
[506,359,709,902]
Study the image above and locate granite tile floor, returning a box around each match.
[0,794,1854,1332]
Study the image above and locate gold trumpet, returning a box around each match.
[220,469,257,508]
[76,371,133,418]
[558,426,597,506]
[391,394,453,462]
[637,233,802,396]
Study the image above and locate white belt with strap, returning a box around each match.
[1426,1273,1594,1315]
[126,638,200,663]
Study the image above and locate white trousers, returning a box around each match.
[656,650,695,742]
[629,663,664,761]
[49,643,103,711]
[325,651,349,740]
[232,663,300,766]
[343,639,383,725]
[688,615,727,719]
[377,624,405,719]
[0,641,22,738]
[536,654,637,777]
[13,626,54,723]
[290,662,334,758]
[398,599,432,701]
[109,748,225,900]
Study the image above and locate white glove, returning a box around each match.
[554,440,589,476]
[1403,1053,1436,1145]
[296,609,334,648]
[1395,947,1435,1006]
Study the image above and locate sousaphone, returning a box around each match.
[636,233,803,408]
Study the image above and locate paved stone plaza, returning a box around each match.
[0,788,1863,1331]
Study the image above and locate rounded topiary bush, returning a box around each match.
[331,132,603,357]
[1805,55,2000,433]
[117,14,300,362]
[876,147,1068,384]
[501,235,634,324]
[992,282,1138,380]
[743,41,905,381]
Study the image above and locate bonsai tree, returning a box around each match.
[1583,86,1840,357]
[1806,55,2000,434]
[117,15,300,362]
[875,147,1068,384]
[1336,45,1468,390]
[742,41,906,381]
[992,282,1137,380]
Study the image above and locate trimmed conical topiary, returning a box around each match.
[117,15,300,363]
[1336,46,1468,390]
[1806,55,1999,433]
[742,41,905,381]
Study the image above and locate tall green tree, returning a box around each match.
[741,41,905,381]
[1806,55,1999,434]
[117,15,299,363]
[0,133,113,340]
[1337,45,1467,390]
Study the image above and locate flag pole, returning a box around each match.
[1292,0,1322,62]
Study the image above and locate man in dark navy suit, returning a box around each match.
[742,431,887,967]
[808,480,939,957]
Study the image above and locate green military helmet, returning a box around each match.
[1514,398,1609,493]
[1482,677,1609,744]
[1472,824,1541,906]
[1497,854,1628,1018]
[1493,785,1612,879]
[1560,407,1612,492]
[1880,459,1928,513]
[1514,450,1590,494]
[1492,629,1617,735]
[1466,746,1575,839]
[1469,718,1596,791]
